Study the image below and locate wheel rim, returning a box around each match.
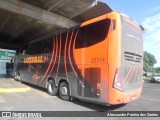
[61,86,68,96]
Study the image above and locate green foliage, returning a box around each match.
[143,51,157,72]
[154,67,160,73]
[143,77,151,81]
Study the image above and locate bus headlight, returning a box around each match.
[113,68,123,91]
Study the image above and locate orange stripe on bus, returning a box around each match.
[73,29,79,50]
[48,36,59,78]
[68,29,79,78]
[64,30,69,77]
[55,33,62,79]
[40,38,55,83]
[71,29,84,82]
[126,65,136,83]
[48,40,56,77]
[69,29,86,88]
[123,65,133,83]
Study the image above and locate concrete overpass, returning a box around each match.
[0,0,112,51]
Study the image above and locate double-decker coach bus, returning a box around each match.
[14,11,143,105]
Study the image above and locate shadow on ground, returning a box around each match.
[145,80,160,84]
[71,100,126,112]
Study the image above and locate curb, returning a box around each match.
[0,87,31,93]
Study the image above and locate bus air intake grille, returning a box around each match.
[124,52,142,63]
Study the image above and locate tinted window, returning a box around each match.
[23,37,53,55]
[24,44,32,55]
[75,26,86,49]
[43,37,53,53]
[31,41,43,54]
[75,18,111,49]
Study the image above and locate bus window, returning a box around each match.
[43,37,53,53]
[24,44,32,55]
[86,18,110,46]
[75,18,111,49]
[31,41,43,55]
[24,40,43,55]
[75,26,87,49]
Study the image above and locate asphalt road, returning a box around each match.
[0,78,160,119]
[0,78,160,111]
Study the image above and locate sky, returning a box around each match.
[101,0,160,67]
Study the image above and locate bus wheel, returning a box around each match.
[15,72,20,81]
[17,74,20,81]
[14,73,17,80]
[47,80,57,96]
[17,73,21,82]
[59,81,70,101]
[14,72,18,80]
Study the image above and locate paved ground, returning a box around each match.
[0,78,160,119]
[0,78,160,111]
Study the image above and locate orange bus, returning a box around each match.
[14,11,143,105]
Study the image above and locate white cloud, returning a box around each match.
[147,6,160,13]
[142,13,160,67]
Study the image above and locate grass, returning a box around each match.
[143,77,151,81]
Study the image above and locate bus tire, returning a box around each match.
[14,74,17,80]
[14,72,18,80]
[59,81,70,101]
[47,80,57,96]
[17,74,20,81]
[14,72,21,82]
[17,73,21,82]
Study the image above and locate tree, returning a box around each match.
[154,67,160,73]
[143,51,157,72]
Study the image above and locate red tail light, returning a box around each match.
[113,68,123,91]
